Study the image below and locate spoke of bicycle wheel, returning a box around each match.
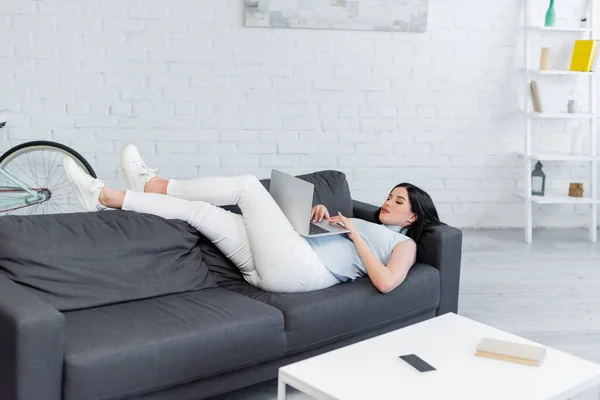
[41,150,48,188]
[9,160,37,188]
[51,193,69,201]
[25,152,40,188]
[32,204,43,215]
[49,201,63,214]
[52,173,69,188]
[32,151,41,188]
[44,201,56,214]
[45,152,62,189]
[33,151,42,188]
[53,200,72,213]
[26,204,37,215]
[43,150,54,189]
[50,196,70,209]
[47,201,61,214]
[52,176,70,193]
[51,196,70,205]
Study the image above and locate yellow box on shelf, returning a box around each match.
[569,40,598,72]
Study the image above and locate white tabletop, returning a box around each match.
[279,313,600,400]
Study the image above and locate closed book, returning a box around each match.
[570,40,598,72]
[592,47,599,71]
[530,81,543,113]
[475,337,546,367]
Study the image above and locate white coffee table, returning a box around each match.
[278,313,600,400]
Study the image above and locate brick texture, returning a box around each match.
[0,0,596,228]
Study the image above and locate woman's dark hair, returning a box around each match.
[379,183,443,242]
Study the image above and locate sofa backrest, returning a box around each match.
[261,170,354,218]
[0,210,216,311]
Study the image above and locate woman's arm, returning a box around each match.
[353,237,416,293]
[329,213,417,294]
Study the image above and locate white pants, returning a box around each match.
[121,175,340,293]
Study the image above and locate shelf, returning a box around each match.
[516,151,594,161]
[515,192,597,204]
[531,194,596,204]
[527,69,595,76]
[528,26,593,33]
[523,2,598,243]
[529,111,595,119]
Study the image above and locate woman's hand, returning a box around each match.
[329,212,360,241]
[311,204,330,222]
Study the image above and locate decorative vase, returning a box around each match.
[544,0,556,27]
[540,47,551,70]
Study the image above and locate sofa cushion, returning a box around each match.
[207,169,354,283]
[62,288,286,400]
[219,263,440,354]
[200,236,244,283]
[0,210,216,311]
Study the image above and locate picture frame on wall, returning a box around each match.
[244,0,430,33]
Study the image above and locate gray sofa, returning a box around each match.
[0,170,462,400]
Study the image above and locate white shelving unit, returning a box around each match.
[522,0,598,243]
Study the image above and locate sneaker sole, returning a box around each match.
[120,144,140,192]
[64,160,97,212]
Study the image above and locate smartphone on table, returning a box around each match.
[399,354,436,372]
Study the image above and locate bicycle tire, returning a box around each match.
[0,140,96,178]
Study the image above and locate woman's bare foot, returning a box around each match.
[144,177,169,194]
[98,187,126,209]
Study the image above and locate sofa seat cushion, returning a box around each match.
[63,288,285,400]
[0,210,216,311]
[219,263,440,355]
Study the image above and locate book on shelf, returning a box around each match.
[569,39,598,72]
[592,46,600,72]
[530,80,543,113]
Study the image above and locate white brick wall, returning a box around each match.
[0,0,597,228]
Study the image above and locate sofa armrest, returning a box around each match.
[353,200,462,315]
[416,224,462,315]
[0,275,64,400]
[353,200,381,222]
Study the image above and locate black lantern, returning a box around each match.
[531,161,546,196]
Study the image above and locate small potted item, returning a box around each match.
[568,183,584,198]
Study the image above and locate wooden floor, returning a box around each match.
[213,229,600,400]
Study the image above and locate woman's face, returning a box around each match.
[379,186,417,227]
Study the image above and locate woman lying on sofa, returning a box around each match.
[63,144,442,294]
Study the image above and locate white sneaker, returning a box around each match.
[63,157,106,212]
[120,144,157,192]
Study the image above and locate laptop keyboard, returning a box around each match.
[309,223,330,235]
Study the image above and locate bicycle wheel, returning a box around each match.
[0,141,96,216]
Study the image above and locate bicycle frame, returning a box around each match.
[0,166,46,213]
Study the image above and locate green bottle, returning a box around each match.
[544,0,556,27]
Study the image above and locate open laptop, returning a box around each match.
[269,169,351,238]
